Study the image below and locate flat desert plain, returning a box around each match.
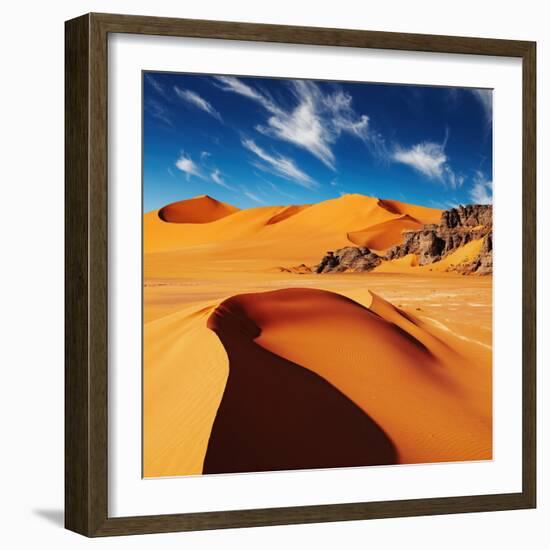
[143,194,492,477]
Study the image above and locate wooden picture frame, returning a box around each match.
[65,12,536,537]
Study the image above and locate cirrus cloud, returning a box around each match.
[469,170,493,204]
[174,152,204,180]
[243,189,266,204]
[392,138,463,189]
[393,142,447,179]
[215,76,381,170]
[242,138,316,189]
[210,168,235,191]
[174,86,222,121]
[470,89,493,124]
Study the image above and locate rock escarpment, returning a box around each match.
[385,204,492,265]
[316,248,382,274]
[453,232,493,275]
[315,205,493,275]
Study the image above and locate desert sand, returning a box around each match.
[143,194,492,477]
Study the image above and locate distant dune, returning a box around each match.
[143,193,442,263]
[266,204,311,225]
[348,214,422,252]
[376,198,442,224]
[158,194,239,224]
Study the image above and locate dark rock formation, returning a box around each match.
[315,205,492,275]
[385,229,446,265]
[316,247,382,273]
[441,204,492,229]
[278,264,313,274]
[385,205,492,269]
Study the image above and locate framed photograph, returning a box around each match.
[65,13,536,537]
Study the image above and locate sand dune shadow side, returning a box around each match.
[203,297,398,475]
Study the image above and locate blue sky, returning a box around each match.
[143,71,493,212]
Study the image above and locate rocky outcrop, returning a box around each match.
[316,247,382,273]
[441,204,492,229]
[315,205,493,275]
[278,264,313,274]
[453,232,493,275]
[386,205,492,266]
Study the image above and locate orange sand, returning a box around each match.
[143,194,492,477]
[158,194,239,223]
[348,214,422,252]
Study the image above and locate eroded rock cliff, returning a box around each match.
[315,205,492,275]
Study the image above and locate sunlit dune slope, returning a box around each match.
[259,194,439,239]
[144,204,284,252]
[144,195,441,251]
[347,214,422,251]
[205,293,397,474]
[158,194,239,223]
[266,204,311,225]
[205,288,491,472]
[372,253,419,272]
[376,198,441,224]
[144,194,445,280]
[143,302,229,477]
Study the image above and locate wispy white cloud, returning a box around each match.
[253,173,297,201]
[145,99,172,126]
[211,169,223,185]
[256,82,335,169]
[469,170,493,204]
[470,89,493,123]
[429,198,461,210]
[393,141,447,179]
[145,74,170,100]
[242,138,316,188]
[174,152,204,180]
[242,188,266,204]
[443,166,465,189]
[215,76,382,169]
[174,86,222,121]
[214,76,275,106]
[200,150,211,161]
[392,137,463,189]
[210,169,235,191]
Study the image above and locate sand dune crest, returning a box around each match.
[204,288,491,468]
[204,292,398,474]
[158,194,240,224]
[347,214,422,251]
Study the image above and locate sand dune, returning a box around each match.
[143,302,229,477]
[202,288,491,472]
[158,194,239,224]
[144,204,286,253]
[205,292,397,474]
[376,198,441,224]
[372,253,419,272]
[347,214,422,251]
[266,204,311,225]
[144,193,442,257]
